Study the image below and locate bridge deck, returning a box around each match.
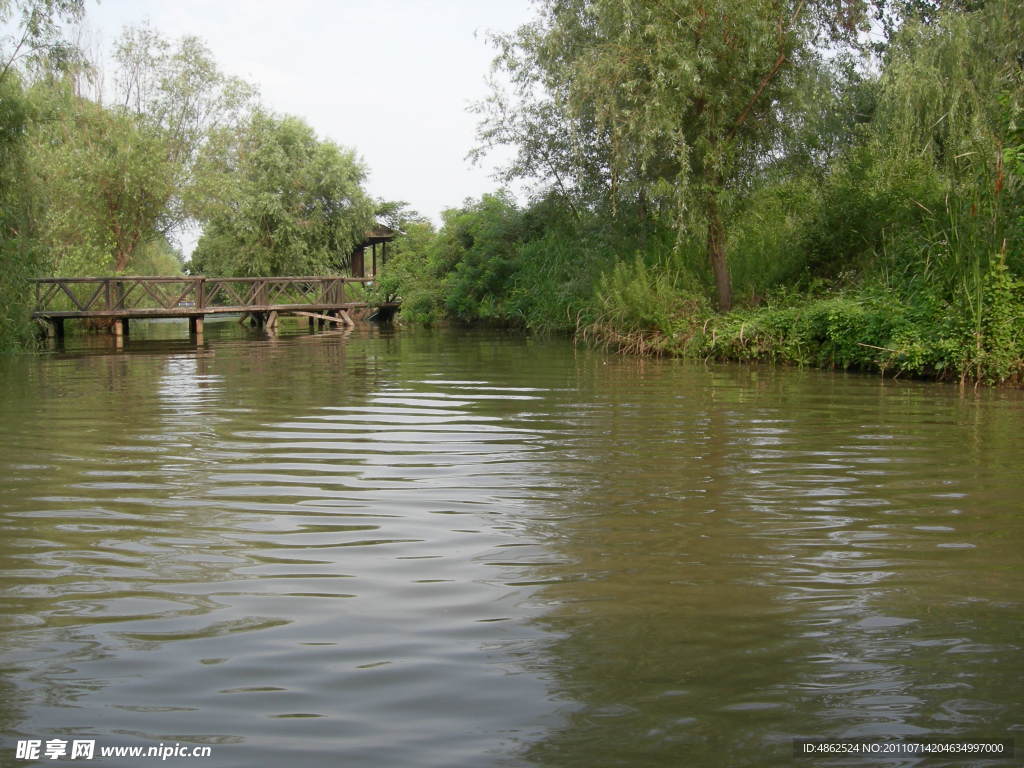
[34,302,375,319]
[31,276,397,339]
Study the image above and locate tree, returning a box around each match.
[189,111,374,276]
[25,80,178,274]
[1,0,84,350]
[862,1,1023,285]
[113,24,256,232]
[15,25,257,276]
[470,41,609,219]
[373,199,424,232]
[1,0,85,81]
[477,0,871,310]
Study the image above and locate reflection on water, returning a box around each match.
[517,369,1023,767]
[1,321,1022,767]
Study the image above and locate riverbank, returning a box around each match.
[376,207,1024,387]
[581,261,1024,387]
[369,0,1023,387]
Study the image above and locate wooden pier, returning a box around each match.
[31,276,398,343]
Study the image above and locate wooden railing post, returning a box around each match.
[197,277,206,311]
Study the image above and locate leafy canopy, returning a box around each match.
[189,110,374,276]
[476,0,873,309]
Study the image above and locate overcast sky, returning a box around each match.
[79,0,534,227]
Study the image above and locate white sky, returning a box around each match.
[80,0,534,229]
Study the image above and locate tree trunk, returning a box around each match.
[706,193,732,312]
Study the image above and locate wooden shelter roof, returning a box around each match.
[357,226,398,247]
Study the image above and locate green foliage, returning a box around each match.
[369,219,445,325]
[477,0,875,310]
[437,193,526,322]
[1,0,84,352]
[866,2,1023,281]
[373,199,419,232]
[698,289,908,368]
[582,256,708,355]
[373,192,621,332]
[129,236,184,276]
[0,73,41,352]
[1,0,1020,387]
[594,257,701,337]
[726,174,822,301]
[961,255,1024,383]
[112,24,257,233]
[25,80,178,274]
[501,221,610,331]
[464,0,1024,385]
[189,111,374,276]
[582,258,1023,384]
[0,0,85,79]
[5,22,257,282]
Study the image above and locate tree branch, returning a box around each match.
[0,27,31,84]
[726,0,805,144]
[727,51,787,143]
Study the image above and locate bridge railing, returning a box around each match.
[31,276,375,318]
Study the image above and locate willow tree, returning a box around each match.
[1,0,84,350]
[113,25,257,231]
[22,83,176,274]
[19,26,256,276]
[869,0,1024,276]
[479,0,869,310]
[188,111,374,276]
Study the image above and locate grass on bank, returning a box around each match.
[583,254,1024,386]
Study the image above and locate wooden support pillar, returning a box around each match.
[371,242,377,277]
[46,318,64,339]
[308,315,315,330]
[189,316,204,336]
[242,311,263,329]
[112,318,125,348]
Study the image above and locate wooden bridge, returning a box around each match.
[31,276,398,342]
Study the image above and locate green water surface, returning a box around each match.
[1,320,1021,767]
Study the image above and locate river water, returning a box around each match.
[0,320,1021,767]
